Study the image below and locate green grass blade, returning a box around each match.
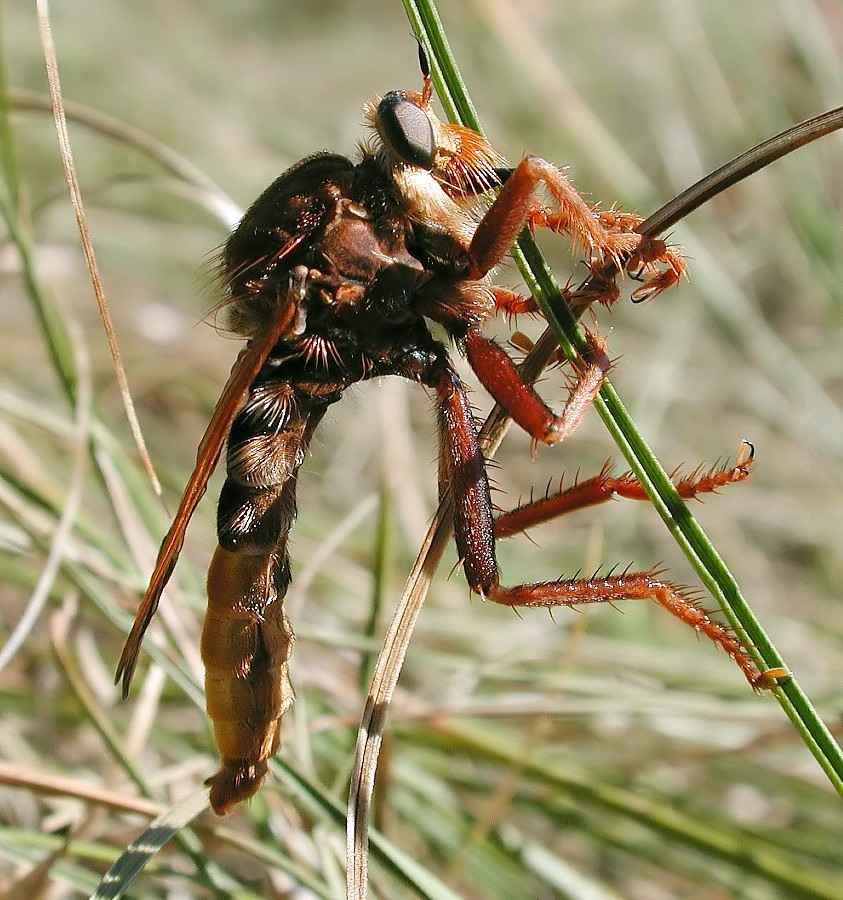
[404,0,841,793]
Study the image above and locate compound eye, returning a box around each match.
[377,91,435,170]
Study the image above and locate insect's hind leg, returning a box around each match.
[486,569,771,688]
[431,363,499,594]
[485,440,784,689]
[430,345,779,691]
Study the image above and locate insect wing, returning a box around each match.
[116,300,299,696]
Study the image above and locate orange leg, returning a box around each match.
[467,156,686,301]
[463,326,610,446]
[489,444,774,687]
[490,286,541,318]
[486,446,781,688]
[433,342,778,689]
[486,569,771,689]
[494,443,756,538]
[592,208,687,302]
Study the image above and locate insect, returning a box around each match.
[116,49,782,816]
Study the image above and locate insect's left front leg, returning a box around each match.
[469,157,685,301]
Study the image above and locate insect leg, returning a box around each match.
[494,442,756,539]
[483,440,781,687]
[467,156,685,301]
[432,364,773,688]
[490,286,541,317]
[591,209,687,303]
[487,569,774,689]
[463,325,610,446]
[432,363,499,595]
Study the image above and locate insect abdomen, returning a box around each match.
[202,375,329,814]
[202,545,294,814]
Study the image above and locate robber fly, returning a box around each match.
[117,49,780,815]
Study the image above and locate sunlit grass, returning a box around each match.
[1,1,840,896]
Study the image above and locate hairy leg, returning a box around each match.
[468,156,686,301]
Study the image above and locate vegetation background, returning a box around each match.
[1,1,840,896]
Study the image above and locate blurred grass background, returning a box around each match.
[1,1,841,897]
